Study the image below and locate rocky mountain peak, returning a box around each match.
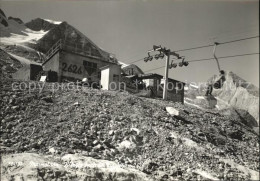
[8,16,24,24]
[0,8,8,27]
[209,71,259,97]
[25,18,61,31]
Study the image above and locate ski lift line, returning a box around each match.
[144,66,165,73]
[219,35,259,45]
[122,35,259,65]
[175,35,259,52]
[143,52,259,73]
[175,44,214,52]
[187,52,259,63]
[127,58,145,64]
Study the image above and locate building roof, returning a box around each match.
[42,48,118,66]
[122,64,144,75]
[138,73,163,79]
[137,73,185,84]
[99,64,121,70]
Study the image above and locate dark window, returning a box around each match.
[113,74,119,82]
[83,60,98,76]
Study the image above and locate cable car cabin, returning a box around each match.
[42,40,118,83]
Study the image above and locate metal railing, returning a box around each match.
[44,39,117,64]
[45,39,63,60]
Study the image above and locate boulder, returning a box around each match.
[1,153,152,181]
[166,107,180,116]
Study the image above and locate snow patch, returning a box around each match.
[196,96,205,100]
[1,29,48,44]
[8,53,41,65]
[118,61,129,68]
[44,19,62,25]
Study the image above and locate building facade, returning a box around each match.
[100,64,122,90]
[42,40,118,82]
[122,73,185,103]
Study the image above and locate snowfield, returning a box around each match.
[44,18,62,25]
[118,61,129,68]
[0,28,48,45]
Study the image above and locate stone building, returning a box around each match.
[122,73,185,103]
[100,64,122,90]
[42,39,118,82]
[122,64,144,76]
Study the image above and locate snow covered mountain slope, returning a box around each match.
[1,9,124,66]
[0,15,49,45]
[1,28,48,45]
[0,9,48,64]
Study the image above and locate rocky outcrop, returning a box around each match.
[1,153,152,181]
[0,49,23,78]
[185,71,259,127]
[212,71,259,125]
[8,16,24,24]
[0,8,8,27]
[25,18,58,31]
[0,13,27,37]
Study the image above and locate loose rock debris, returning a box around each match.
[0,79,259,180]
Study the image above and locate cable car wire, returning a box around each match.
[121,35,259,65]
[144,52,259,73]
[175,35,259,52]
[144,66,165,73]
[188,52,259,62]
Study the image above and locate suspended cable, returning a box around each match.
[175,44,214,52]
[219,35,259,45]
[188,52,259,62]
[144,66,165,73]
[175,35,259,52]
[128,58,144,64]
[121,35,259,65]
[144,52,259,73]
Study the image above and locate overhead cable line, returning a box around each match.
[219,36,259,45]
[144,52,259,73]
[144,66,165,73]
[175,35,259,52]
[188,52,259,62]
[122,35,259,65]
[128,58,144,64]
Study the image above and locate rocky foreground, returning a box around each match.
[0,79,259,180]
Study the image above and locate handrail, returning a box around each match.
[44,39,117,63]
[45,39,63,60]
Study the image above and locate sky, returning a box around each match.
[1,0,259,86]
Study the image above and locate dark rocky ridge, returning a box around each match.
[8,16,24,24]
[0,8,8,27]
[25,18,58,31]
